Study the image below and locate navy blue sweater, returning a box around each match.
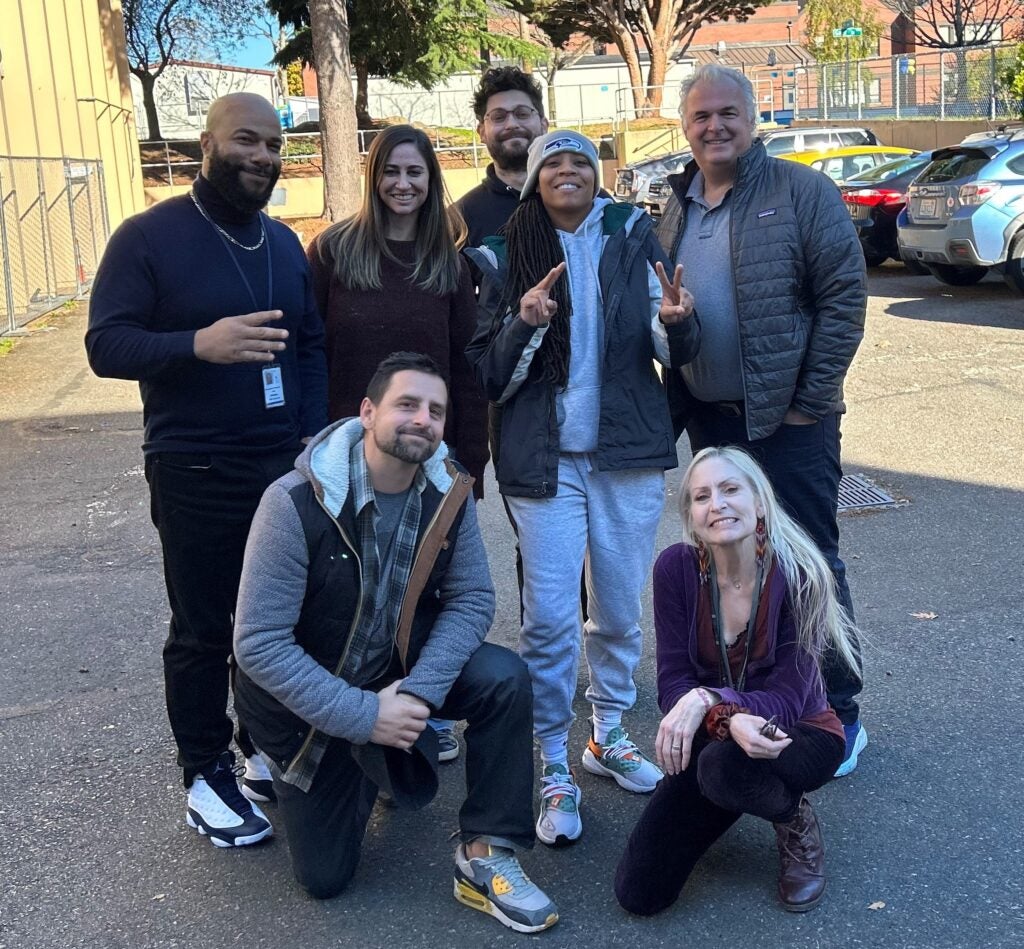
[85,175,327,455]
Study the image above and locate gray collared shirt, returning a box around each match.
[675,171,744,402]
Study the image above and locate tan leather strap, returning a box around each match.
[395,460,474,672]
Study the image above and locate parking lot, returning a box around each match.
[0,265,1021,949]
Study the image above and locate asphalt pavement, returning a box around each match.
[1,267,1022,949]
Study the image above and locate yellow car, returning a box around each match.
[777,146,918,184]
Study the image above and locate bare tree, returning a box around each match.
[878,0,1022,49]
[306,0,361,221]
[122,0,264,140]
[510,0,772,115]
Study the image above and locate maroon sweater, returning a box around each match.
[307,237,489,495]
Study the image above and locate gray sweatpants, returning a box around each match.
[506,453,665,747]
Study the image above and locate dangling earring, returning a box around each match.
[697,539,710,585]
[755,515,767,570]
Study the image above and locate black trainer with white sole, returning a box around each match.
[186,752,273,848]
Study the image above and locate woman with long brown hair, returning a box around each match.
[307,123,488,495]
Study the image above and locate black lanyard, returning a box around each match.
[707,556,765,692]
[208,217,274,313]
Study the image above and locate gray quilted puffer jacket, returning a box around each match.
[657,139,866,441]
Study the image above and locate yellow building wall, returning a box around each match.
[0,0,144,226]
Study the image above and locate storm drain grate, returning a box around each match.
[837,473,897,512]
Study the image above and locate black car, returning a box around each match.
[840,152,933,267]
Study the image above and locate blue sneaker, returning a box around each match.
[834,721,868,778]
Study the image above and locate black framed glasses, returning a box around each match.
[484,106,539,125]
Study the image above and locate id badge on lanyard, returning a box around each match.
[216,224,285,410]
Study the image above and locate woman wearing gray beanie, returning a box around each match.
[466,129,700,847]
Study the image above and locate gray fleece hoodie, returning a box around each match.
[233,418,495,746]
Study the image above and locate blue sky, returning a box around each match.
[229,35,279,70]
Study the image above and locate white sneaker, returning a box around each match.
[535,764,582,847]
[582,725,662,793]
[186,752,273,848]
[241,752,276,803]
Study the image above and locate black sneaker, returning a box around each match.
[241,753,276,804]
[186,752,273,848]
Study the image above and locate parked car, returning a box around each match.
[760,125,880,157]
[840,152,935,267]
[614,148,691,208]
[779,146,918,184]
[897,129,1024,290]
[640,142,905,220]
[625,127,882,217]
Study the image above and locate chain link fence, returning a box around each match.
[793,43,1022,123]
[0,157,109,335]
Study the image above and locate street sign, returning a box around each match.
[832,28,844,37]
[843,27,863,36]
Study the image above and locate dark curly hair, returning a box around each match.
[471,66,545,122]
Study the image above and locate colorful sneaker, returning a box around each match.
[186,752,273,848]
[241,752,276,804]
[833,721,868,778]
[454,843,559,933]
[432,722,460,763]
[535,764,582,846]
[582,726,662,793]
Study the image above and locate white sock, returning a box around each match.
[591,709,622,745]
[539,734,569,772]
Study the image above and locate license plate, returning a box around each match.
[917,197,938,218]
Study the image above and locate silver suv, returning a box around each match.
[897,128,1024,290]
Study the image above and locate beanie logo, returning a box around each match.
[543,137,584,155]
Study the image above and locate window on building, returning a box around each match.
[938,23,1002,44]
[184,75,212,117]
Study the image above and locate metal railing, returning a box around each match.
[139,131,499,188]
[0,156,109,335]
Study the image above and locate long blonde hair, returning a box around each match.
[679,446,861,675]
[316,124,466,296]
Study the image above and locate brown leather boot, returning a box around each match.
[773,796,826,912]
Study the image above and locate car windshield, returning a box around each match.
[855,155,928,182]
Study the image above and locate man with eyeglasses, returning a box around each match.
[457,67,549,247]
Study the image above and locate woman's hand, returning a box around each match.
[729,713,792,760]
[656,689,715,775]
[519,262,566,327]
[655,262,695,325]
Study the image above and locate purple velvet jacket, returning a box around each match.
[654,543,831,728]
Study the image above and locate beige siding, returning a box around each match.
[0,0,144,226]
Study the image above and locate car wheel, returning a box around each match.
[899,253,929,276]
[1003,233,1024,294]
[926,263,987,286]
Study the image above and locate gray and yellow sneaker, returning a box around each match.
[582,725,662,793]
[454,843,559,933]
[535,763,582,846]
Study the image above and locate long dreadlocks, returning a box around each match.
[500,194,573,390]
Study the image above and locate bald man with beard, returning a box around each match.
[86,93,328,847]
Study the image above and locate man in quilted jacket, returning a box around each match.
[656,64,869,778]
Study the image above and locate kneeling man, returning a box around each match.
[233,352,557,934]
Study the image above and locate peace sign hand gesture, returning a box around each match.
[519,262,566,328]
[655,262,695,325]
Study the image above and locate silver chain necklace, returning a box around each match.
[190,188,266,251]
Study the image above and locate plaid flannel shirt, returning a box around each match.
[281,440,426,791]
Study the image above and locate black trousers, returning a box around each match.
[145,448,297,784]
[686,407,863,724]
[274,643,536,901]
[615,724,844,916]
